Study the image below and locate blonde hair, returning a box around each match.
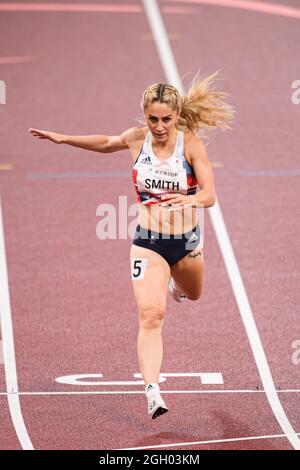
[141,71,234,135]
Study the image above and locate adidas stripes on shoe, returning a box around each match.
[145,384,168,419]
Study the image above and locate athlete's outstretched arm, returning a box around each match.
[28,127,133,153]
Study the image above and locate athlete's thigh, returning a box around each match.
[170,247,204,299]
[130,245,170,313]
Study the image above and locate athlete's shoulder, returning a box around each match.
[120,127,148,145]
[183,130,208,161]
[183,129,203,145]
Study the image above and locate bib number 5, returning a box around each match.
[131,258,148,280]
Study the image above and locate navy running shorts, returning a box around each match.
[132,224,201,266]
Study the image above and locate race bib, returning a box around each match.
[137,166,187,199]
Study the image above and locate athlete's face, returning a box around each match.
[145,102,179,142]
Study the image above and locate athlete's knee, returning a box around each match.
[139,307,165,330]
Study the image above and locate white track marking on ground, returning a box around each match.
[118,432,300,451]
[0,195,34,449]
[143,0,183,92]
[143,0,300,450]
[0,340,4,363]
[0,389,299,396]
[134,371,224,384]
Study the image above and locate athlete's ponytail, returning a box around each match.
[178,71,234,134]
[141,71,234,135]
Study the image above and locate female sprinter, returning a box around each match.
[29,72,234,419]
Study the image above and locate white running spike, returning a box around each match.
[168,277,186,302]
[146,388,168,419]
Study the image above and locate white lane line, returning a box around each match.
[142,0,300,450]
[143,0,183,93]
[0,339,4,363]
[134,371,224,384]
[0,195,34,449]
[118,432,300,451]
[0,389,299,396]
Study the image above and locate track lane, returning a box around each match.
[0,0,298,449]
[161,0,300,447]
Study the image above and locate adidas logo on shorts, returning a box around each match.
[187,232,198,243]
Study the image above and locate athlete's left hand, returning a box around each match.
[160,194,196,211]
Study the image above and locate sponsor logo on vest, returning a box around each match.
[140,156,151,164]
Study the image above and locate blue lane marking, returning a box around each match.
[26,170,300,180]
[240,170,300,176]
[27,171,131,179]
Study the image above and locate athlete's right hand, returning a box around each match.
[28,128,64,144]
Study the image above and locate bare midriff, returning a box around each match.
[137,203,197,235]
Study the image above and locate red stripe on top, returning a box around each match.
[187,173,198,186]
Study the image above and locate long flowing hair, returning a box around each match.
[140,71,234,135]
